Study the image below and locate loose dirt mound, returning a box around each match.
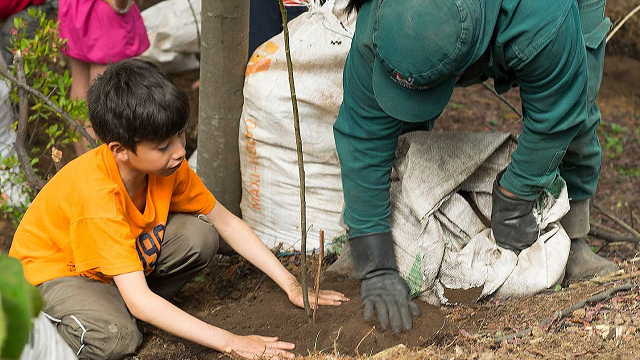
[204,273,446,357]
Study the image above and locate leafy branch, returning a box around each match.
[0,65,97,150]
[0,9,93,224]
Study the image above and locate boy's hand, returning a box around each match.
[286,283,349,309]
[227,335,295,359]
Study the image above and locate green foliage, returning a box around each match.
[0,155,31,227]
[617,166,640,178]
[0,9,88,224]
[450,102,464,110]
[603,135,624,158]
[327,233,348,255]
[0,254,42,359]
[598,122,628,159]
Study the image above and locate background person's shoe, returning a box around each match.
[564,238,619,280]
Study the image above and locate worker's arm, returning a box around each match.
[205,202,348,308]
[334,49,423,334]
[492,3,588,252]
[501,3,587,201]
[113,271,296,359]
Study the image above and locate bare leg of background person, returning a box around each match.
[70,59,107,156]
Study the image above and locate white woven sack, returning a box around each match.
[139,0,201,74]
[1,79,28,207]
[390,131,572,305]
[19,313,77,360]
[238,0,354,250]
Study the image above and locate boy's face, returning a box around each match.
[128,131,187,177]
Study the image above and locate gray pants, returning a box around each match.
[38,214,219,360]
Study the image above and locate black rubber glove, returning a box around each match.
[491,171,540,253]
[350,232,421,333]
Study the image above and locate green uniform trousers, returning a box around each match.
[38,214,219,360]
[334,0,610,237]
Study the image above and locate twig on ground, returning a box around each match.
[595,241,610,254]
[592,204,640,241]
[478,305,493,333]
[355,326,375,357]
[277,0,311,322]
[313,229,325,324]
[606,4,640,43]
[253,275,266,293]
[483,121,498,132]
[12,54,46,189]
[494,283,633,343]
[481,82,523,118]
[591,271,640,284]
[588,270,624,286]
[591,221,626,236]
[589,225,639,243]
[272,242,284,255]
[0,65,97,148]
[442,336,459,351]
[332,326,343,357]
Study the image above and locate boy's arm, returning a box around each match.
[113,271,295,359]
[205,202,348,308]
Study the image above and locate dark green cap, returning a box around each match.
[372,0,484,121]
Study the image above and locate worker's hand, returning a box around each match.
[491,172,539,253]
[286,282,349,309]
[360,269,421,334]
[227,334,295,359]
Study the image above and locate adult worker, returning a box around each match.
[333,0,618,334]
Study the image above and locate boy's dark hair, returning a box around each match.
[87,59,189,151]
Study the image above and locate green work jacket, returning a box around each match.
[334,0,610,236]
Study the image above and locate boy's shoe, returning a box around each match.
[564,238,619,280]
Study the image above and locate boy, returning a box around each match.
[9,59,347,360]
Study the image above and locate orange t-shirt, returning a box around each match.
[9,144,216,285]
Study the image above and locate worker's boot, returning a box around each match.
[324,240,358,279]
[561,200,619,280]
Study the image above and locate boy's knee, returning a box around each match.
[191,214,219,262]
[166,213,219,264]
[56,314,142,360]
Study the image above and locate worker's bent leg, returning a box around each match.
[146,213,219,300]
[39,276,142,360]
[560,0,618,281]
[560,0,609,202]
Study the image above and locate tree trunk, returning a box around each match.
[197,0,249,217]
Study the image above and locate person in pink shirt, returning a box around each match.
[0,0,55,69]
[58,0,150,156]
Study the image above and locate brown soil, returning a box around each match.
[204,273,445,357]
[443,286,483,305]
